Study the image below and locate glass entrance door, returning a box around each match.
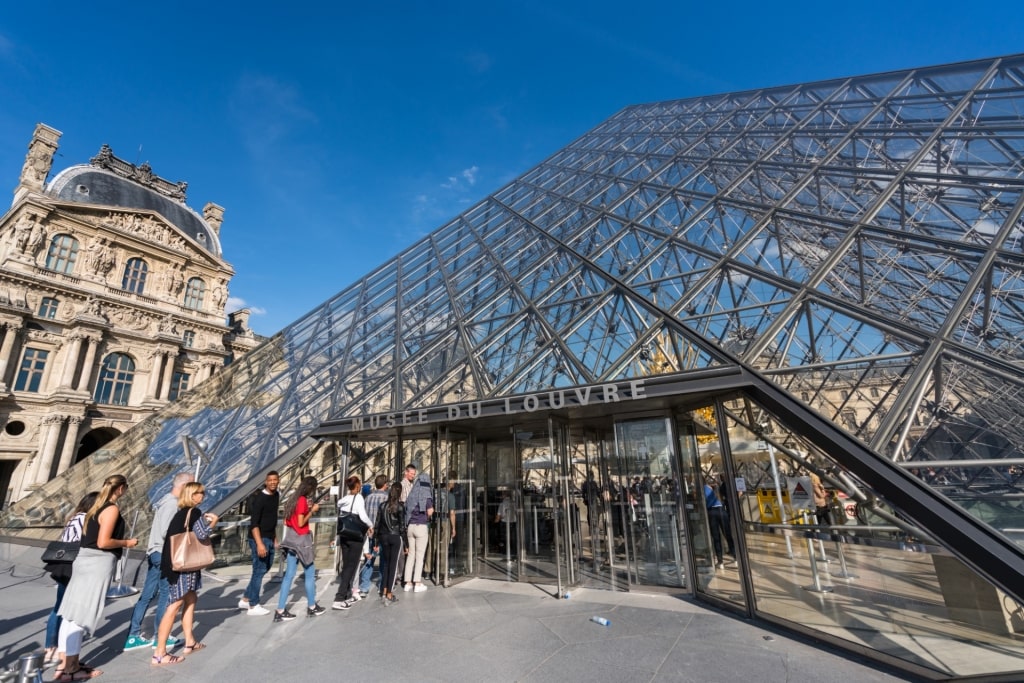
[678,404,747,607]
[438,429,473,585]
[610,417,689,589]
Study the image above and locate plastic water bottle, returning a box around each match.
[563,591,571,599]
[590,616,610,626]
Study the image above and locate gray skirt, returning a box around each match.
[57,547,116,634]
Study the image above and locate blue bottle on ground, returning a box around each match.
[590,616,610,626]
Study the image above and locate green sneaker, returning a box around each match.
[123,635,154,651]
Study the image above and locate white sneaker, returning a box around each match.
[414,583,428,592]
[403,584,413,592]
[237,598,250,610]
[247,604,270,616]
[350,592,362,602]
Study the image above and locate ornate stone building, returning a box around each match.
[0,123,257,505]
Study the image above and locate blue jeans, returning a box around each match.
[276,550,316,610]
[128,552,170,638]
[244,537,275,604]
[45,580,68,648]
[358,545,378,593]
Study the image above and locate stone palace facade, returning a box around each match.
[0,123,258,505]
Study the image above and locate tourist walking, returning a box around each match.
[331,476,371,610]
[151,482,219,666]
[239,471,280,616]
[373,483,407,605]
[123,471,193,650]
[358,475,389,598]
[403,469,434,592]
[274,476,326,621]
[56,474,139,681]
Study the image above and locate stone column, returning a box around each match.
[76,336,100,393]
[29,415,65,486]
[159,357,176,400]
[57,333,84,388]
[0,321,25,390]
[54,416,83,476]
[146,350,167,399]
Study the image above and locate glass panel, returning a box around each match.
[722,395,1024,679]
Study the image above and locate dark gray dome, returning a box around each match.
[47,166,221,257]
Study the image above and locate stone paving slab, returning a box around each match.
[0,542,914,682]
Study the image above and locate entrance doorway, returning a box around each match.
[454,413,693,592]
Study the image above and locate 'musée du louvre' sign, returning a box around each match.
[338,379,649,433]
[313,367,746,437]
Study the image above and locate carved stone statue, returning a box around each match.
[21,146,51,185]
[83,298,103,317]
[12,215,33,252]
[27,221,47,257]
[158,313,178,335]
[211,279,227,309]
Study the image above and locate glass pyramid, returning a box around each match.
[5,53,1024,599]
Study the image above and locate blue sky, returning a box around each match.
[1,2,1022,335]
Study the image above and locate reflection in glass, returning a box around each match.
[720,395,1024,678]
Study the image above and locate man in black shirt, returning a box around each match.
[239,471,280,616]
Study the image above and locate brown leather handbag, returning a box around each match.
[169,508,215,572]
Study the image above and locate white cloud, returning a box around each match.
[440,165,480,190]
[226,295,266,316]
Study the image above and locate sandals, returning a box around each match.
[151,654,183,666]
[183,642,206,654]
[56,666,102,681]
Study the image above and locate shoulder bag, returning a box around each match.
[169,508,215,572]
[337,497,368,542]
[41,540,79,565]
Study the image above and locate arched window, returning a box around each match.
[122,257,149,294]
[183,277,206,310]
[94,353,135,406]
[45,234,80,274]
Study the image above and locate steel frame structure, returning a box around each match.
[5,54,1024,634]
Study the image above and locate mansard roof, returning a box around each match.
[45,146,222,257]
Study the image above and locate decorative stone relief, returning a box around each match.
[10,213,48,260]
[111,307,150,331]
[157,313,178,335]
[100,212,189,253]
[77,298,107,322]
[83,236,116,277]
[162,264,185,297]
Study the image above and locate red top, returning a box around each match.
[285,495,312,535]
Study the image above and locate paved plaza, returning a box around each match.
[0,541,913,682]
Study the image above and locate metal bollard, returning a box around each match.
[15,653,44,683]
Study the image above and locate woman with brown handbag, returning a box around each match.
[152,482,218,666]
